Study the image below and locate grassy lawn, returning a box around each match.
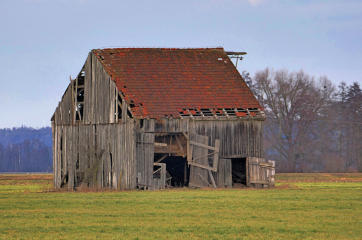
[0,173,361,239]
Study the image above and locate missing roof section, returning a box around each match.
[178,107,264,119]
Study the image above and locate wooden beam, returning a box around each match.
[70,76,75,124]
[185,133,191,163]
[189,162,215,171]
[212,139,220,172]
[192,152,216,162]
[153,167,162,175]
[226,51,247,55]
[154,142,168,147]
[155,155,167,163]
[189,141,216,151]
[208,170,217,188]
[182,132,189,140]
[115,88,118,122]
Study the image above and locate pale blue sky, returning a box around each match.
[0,0,361,128]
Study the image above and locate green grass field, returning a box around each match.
[0,173,361,239]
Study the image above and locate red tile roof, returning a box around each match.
[93,48,262,119]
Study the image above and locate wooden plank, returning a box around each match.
[154,142,167,147]
[189,141,216,151]
[208,170,217,188]
[189,162,214,171]
[224,158,232,188]
[185,132,192,163]
[155,155,167,163]
[57,126,62,188]
[73,126,79,187]
[216,158,225,187]
[51,123,56,187]
[212,139,220,172]
[67,126,74,190]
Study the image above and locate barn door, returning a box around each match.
[247,157,275,187]
[187,134,220,188]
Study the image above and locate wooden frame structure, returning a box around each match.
[51,48,275,190]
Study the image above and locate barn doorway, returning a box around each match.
[231,158,247,186]
[154,154,189,187]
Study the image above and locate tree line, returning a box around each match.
[0,70,360,173]
[244,69,361,172]
[0,127,52,172]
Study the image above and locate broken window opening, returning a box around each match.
[77,88,84,102]
[77,75,85,86]
[74,76,85,121]
[76,104,84,121]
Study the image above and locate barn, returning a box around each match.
[51,48,275,190]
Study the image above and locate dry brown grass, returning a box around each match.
[276,172,362,183]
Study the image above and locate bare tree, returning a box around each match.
[253,69,334,172]
[337,82,362,171]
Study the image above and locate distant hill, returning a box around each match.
[0,127,52,172]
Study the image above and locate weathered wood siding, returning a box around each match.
[53,122,136,190]
[53,52,120,126]
[189,120,263,188]
[53,84,73,125]
[135,118,264,188]
[141,119,263,159]
[52,52,267,190]
[136,132,155,188]
[52,51,138,189]
[83,53,118,124]
[189,120,264,159]
[216,158,232,188]
[248,157,275,187]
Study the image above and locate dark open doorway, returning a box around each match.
[231,158,247,186]
[154,154,189,187]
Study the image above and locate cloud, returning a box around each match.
[247,0,265,7]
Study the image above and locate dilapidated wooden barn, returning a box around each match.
[52,48,275,190]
